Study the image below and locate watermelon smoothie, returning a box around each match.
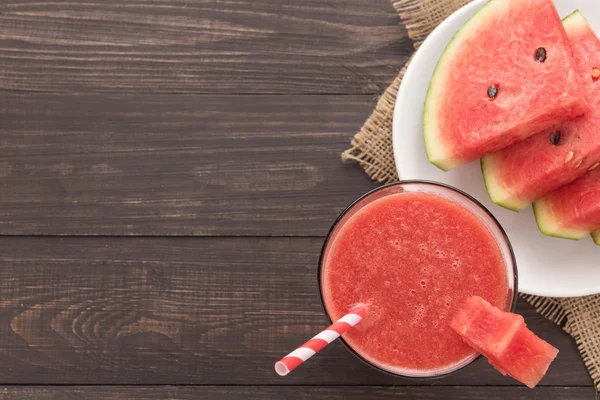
[320,182,517,377]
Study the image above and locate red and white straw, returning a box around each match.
[275,305,366,376]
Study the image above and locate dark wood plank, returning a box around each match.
[0,93,379,235]
[0,0,410,94]
[0,386,594,399]
[0,237,589,385]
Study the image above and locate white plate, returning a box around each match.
[393,0,600,297]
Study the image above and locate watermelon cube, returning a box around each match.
[495,324,560,389]
[450,296,524,359]
[451,296,559,388]
[482,11,600,211]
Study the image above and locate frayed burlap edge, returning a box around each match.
[524,295,600,389]
[343,0,600,390]
[341,0,470,183]
[522,295,569,326]
[392,0,471,48]
[341,64,404,183]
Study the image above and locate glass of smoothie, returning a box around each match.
[319,180,517,378]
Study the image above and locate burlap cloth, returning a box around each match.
[342,0,600,390]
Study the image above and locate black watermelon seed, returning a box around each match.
[535,47,547,63]
[487,85,498,99]
[549,131,561,145]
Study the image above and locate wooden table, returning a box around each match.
[0,0,594,398]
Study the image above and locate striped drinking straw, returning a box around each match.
[275,305,366,376]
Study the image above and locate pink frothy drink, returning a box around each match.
[320,182,517,377]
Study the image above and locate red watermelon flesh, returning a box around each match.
[424,0,589,171]
[450,296,524,359]
[534,167,600,239]
[450,295,487,336]
[497,324,560,389]
[450,296,520,376]
[482,11,600,211]
[451,296,558,388]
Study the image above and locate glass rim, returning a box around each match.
[317,179,519,380]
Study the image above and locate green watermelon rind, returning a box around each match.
[423,0,505,171]
[592,231,600,246]
[532,201,589,241]
[481,10,587,213]
[481,157,524,212]
[531,10,598,241]
[562,10,587,31]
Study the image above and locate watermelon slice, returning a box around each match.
[534,167,600,239]
[424,0,589,171]
[593,230,600,245]
[482,11,600,211]
[451,296,559,388]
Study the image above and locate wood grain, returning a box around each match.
[0,0,592,395]
[0,0,410,94]
[0,93,379,235]
[0,237,589,385]
[0,386,594,399]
